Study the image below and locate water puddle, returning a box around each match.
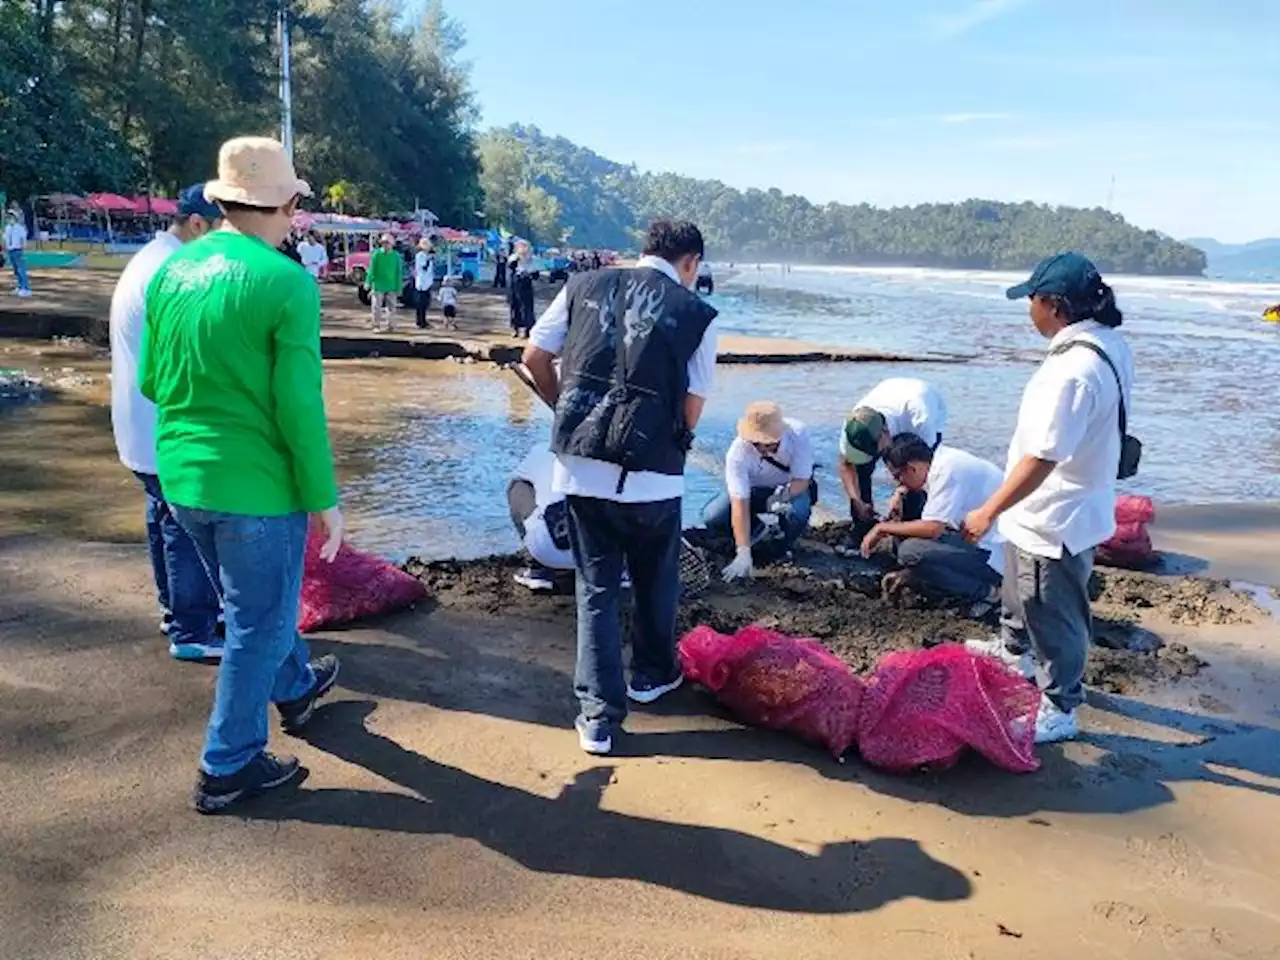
[1231,582,1280,619]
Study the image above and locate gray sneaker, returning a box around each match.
[575,715,612,755]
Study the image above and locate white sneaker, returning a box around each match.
[965,636,1035,680]
[575,715,612,755]
[626,673,683,704]
[16,289,32,298]
[1034,696,1080,744]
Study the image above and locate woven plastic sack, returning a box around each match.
[858,644,1041,773]
[1114,494,1155,525]
[679,625,863,758]
[298,527,428,633]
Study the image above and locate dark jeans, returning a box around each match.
[414,286,432,327]
[135,472,221,646]
[566,495,682,725]
[897,532,1000,602]
[493,261,507,287]
[701,484,814,552]
[999,541,1094,712]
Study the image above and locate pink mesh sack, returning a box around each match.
[1114,494,1155,526]
[858,645,1041,773]
[298,527,428,633]
[679,625,863,758]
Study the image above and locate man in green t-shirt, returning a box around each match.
[367,233,403,332]
[141,136,345,814]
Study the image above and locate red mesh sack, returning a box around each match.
[1096,526,1155,569]
[1114,494,1155,525]
[858,645,1041,773]
[679,625,863,758]
[298,527,428,633]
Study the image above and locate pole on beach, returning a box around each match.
[279,1,295,161]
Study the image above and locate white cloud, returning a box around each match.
[928,0,1028,38]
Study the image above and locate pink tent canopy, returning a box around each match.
[133,196,178,216]
[87,193,139,213]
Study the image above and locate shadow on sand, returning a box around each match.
[257,700,972,915]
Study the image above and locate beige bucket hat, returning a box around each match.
[204,136,312,208]
[737,401,785,446]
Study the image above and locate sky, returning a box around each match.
[425,0,1279,242]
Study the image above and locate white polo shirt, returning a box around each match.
[414,251,434,291]
[109,230,183,475]
[298,239,328,279]
[921,445,1006,573]
[857,377,949,447]
[998,320,1135,559]
[4,221,27,251]
[529,255,718,503]
[724,419,813,499]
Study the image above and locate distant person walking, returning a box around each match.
[367,233,403,332]
[413,238,436,329]
[110,184,225,662]
[140,136,344,813]
[492,246,507,288]
[5,208,31,298]
[962,253,1135,745]
[510,240,537,337]
[297,231,328,280]
[522,219,718,756]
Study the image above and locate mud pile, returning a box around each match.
[404,540,1261,694]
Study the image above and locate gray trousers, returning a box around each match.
[897,532,1001,602]
[999,540,1093,712]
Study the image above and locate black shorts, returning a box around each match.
[443,304,457,319]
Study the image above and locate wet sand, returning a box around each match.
[3,337,1280,958]
[0,266,968,365]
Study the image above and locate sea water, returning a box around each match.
[342,266,1280,559]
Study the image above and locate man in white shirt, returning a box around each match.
[707,401,815,581]
[962,253,1135,745]
[413,238,435,329]
[861,435,1004,609]
[297,231,328,280]
[109,183,224,661]
[522,220,717,755]
[4,208,32,297]
[837,377,948,525]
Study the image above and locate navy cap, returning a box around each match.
[1005,252,1102,301]
[177,183,222,221]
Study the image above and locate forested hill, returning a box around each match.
[497,125,1206,276]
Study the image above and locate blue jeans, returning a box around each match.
[135,473,221,646]
[8,248,30,293]
[702,484,814,551]
[172,507,316,776]
[566,496,683,725]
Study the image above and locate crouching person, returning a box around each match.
[860,434,1003,610]
[706,401,815,581]
[508,445,575,591]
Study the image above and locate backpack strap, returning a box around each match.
[1050,339,1127,436]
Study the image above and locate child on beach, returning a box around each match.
[438,275,460,330]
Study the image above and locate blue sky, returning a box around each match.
[428,0,1278,242]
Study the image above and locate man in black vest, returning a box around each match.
[522,220,718,756]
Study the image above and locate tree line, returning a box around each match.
[1,0,480,224]
[483,124,1207,276]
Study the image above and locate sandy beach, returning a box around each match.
[1,329,1278,958]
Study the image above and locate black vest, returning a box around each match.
[550,266,717,490]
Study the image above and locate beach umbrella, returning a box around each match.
[87,193,139,213]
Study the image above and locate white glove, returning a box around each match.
[721,547,754,582]
[315,506,345,563]
[766,485,791,515]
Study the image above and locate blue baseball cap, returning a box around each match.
[1005,252,1102,301]
[177,183,223,221]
